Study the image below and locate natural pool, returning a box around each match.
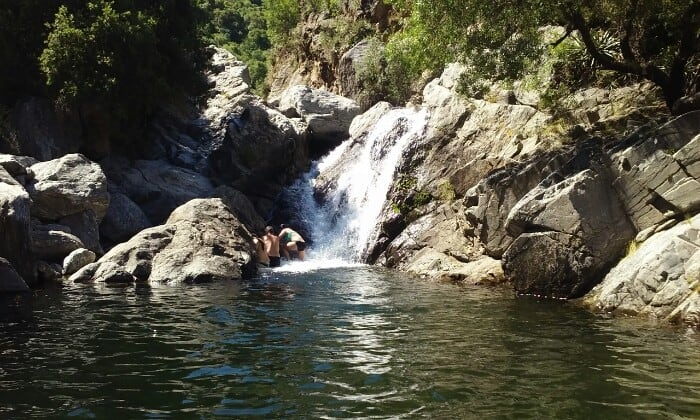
[1,263,699,418]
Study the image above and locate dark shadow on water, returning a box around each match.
[0,292,34,323]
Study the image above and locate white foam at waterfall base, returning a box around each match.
[278,107,428,268]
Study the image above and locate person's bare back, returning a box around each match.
[262,226,281,267]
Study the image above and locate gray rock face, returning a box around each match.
[277,85,361,142]
[5,97,81,161]
[31,225,84,261]
[0,168,35,285]
[59,210,103,255]
[610,111,700,231]
[71,198,256,284]
[99,191,152,245]
[101,157,214,224]
[63,248,97,276]
[465,150,571,258]
[503,169,635,297]
[585,214,700,326]
[338,40,379,108]
[0,257,30,292]
[211,186,266,234]
[28,153,110,221]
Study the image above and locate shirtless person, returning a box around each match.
[262,226,281,267]
[278,224,307,261]
[253,235,269,267]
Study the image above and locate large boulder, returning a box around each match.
[210,186,266,234]
[338,40,380,109]
[0,167,35,285]
[62,248,96,276]
[27,153,109,221]
[503,169,635,297]
[584,214,700,327]
[71,198,256,284]
[99,191,152,244]
[465,150,572,257]
[277,85,360,143]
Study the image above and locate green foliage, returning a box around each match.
[262,0,300,44]
[37,0,207,149]
[41,2,158,103]
[384,0,700,108]
[391,175,432,215]
[200,0,272,92]
[436,180,455,201]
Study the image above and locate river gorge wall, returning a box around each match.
[0,47,699,328]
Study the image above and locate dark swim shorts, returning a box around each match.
[269,256,281,267]
[296,241,307,251]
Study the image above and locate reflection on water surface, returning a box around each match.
[0,265,699,418]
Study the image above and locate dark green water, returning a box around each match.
[1,264,699,418]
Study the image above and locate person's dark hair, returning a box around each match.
[279,224,287,230]
[264,226,273,234]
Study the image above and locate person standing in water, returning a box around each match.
[278,224,307,261]
[262,226,282,267]
[253,235,269,267]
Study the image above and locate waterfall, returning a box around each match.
[279,107,428,263]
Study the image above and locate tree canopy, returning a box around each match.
[387,0,699,108]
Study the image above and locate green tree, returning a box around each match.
[388,0,700,108]
[262,0,300,44]
[39,0,207,149]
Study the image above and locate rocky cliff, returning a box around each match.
[312,61,699,327]
[0,47,361,286]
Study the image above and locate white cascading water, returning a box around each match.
[280,107,428,265]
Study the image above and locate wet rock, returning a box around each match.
[28,153,109,221]
[584,214,700,327]
[0,258,30,292]
[37,261,63,282]
[349,102,393,139]
[63,248,97,276]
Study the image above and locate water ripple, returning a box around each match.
[0,270,698,418]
